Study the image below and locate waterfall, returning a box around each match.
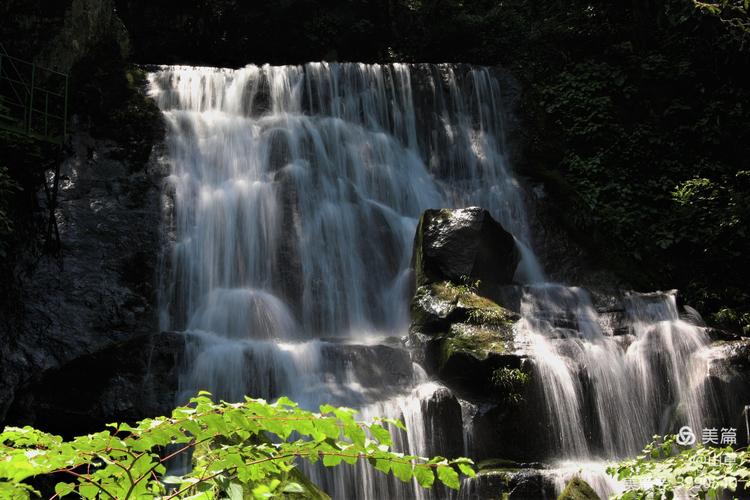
[518,286,715,460]
[149,62,536,499]
[149,62,722,499]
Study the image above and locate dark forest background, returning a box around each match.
[1,0,749,333]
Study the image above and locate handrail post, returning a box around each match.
[63,74,68,141]
[44,92,49,137]
[28,62,35,133]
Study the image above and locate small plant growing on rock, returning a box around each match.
[491,367,529,404]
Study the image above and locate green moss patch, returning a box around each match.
[558,476,600,500]
[441,323,513,364]
[412,280,518,333]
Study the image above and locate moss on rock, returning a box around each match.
[441,323,513,365]
[412,280,518,333]
[558,476,600,500]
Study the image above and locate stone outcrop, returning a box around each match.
[0,0,170,433]
[408,208,555,463]
[413,207,519,294]
[0,131,171,432]
[410,208,526,396]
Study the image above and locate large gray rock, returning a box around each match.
[413,207,519,292]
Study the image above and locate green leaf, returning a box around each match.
[323,454,343,467]
[391,460,413,482]
[54,483,75,498]
[373,458,392,474]
[282,482,305,493]
[414,466,435,488]
[78,484,99,499]
[437,465,460,490]
[369,424,392,445]
[456,462,476,478]
[225,482,243,500]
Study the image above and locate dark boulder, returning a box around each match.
[702,339,750,448]
[422,385,464,459]
[4,332,184,437]
[461,466,558,499]
[413,207,520,293]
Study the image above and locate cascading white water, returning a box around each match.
[513,285,718,498]
[149,61,722,499]
[519,285,715,460]
[149,62,538,499]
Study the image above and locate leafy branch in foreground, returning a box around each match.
[0,392,475,499]
[608,434,749,499]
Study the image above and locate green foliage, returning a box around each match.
[515,0,750,328]
[0,393,475,499]
[491,367,529,405]
[713,307,750,335]
[695,1,750,39]
[608,435,750,499]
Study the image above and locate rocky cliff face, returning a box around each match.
[0,130,179,432]
[0,0,178,433]
[1,0,128,72]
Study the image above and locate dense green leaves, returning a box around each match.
[0,394,474,499]
[517,0,750,329]
[609,435,750,499]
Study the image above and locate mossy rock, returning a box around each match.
[436,321,528,396]
[411,280,525,395]
[441,323,513,363]
[558,476,600,500]
[412,280,518,333]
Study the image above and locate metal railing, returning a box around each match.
[0,42,68,144]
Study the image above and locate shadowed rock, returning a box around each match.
[413,207,519,293]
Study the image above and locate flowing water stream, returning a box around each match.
[149,63,721,499]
